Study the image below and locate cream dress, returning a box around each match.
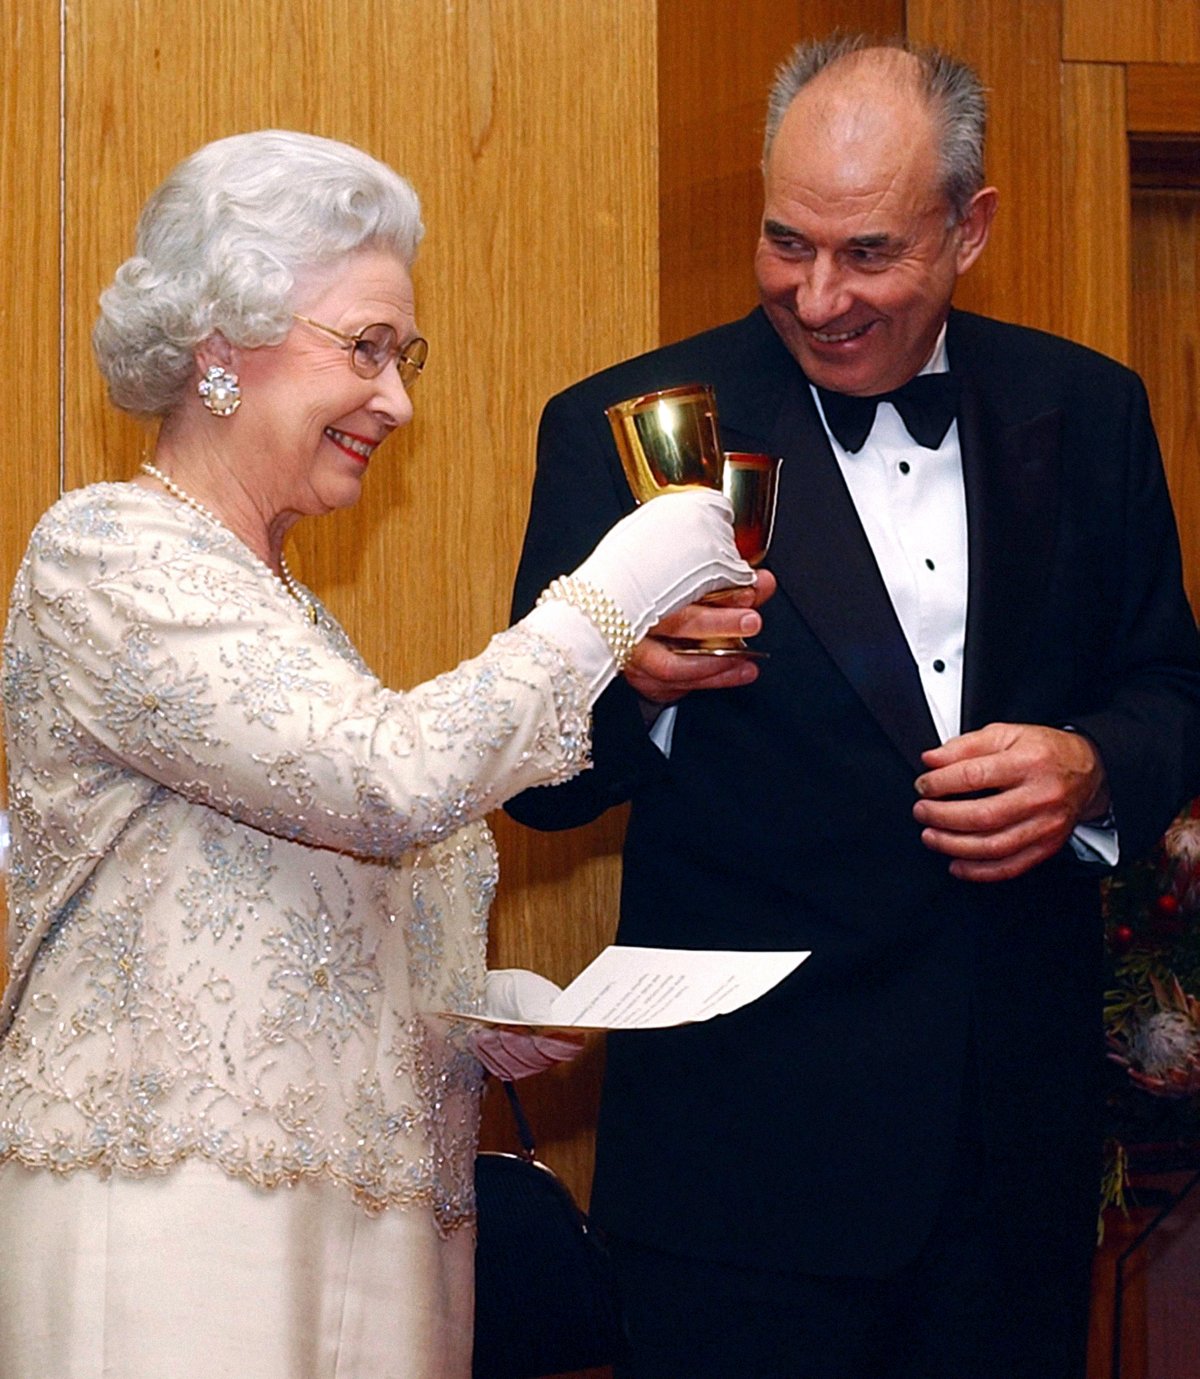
[0,483,592,1378]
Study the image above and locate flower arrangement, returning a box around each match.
[1100,800,1200,1219]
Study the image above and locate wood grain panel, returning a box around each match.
[908,0,1065,335]
[1061,63,1131,363]
[1,0,60,562]
[60,0,658,1203]
[1089,1212,1150,1379]
[1131,189,1200,616]
[1065,0,1200,64]
[657,0,904,344]
[2,0,62,970]
[1127,64,1200,135]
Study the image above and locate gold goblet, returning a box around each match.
[724,452,782,566]
[606,387,780,658]
[605,383,730,656]
[605,383,725,498]
[669,451,782,657]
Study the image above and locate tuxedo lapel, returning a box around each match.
[957,379,1062,732]
[712,309,1064,764]
[741,369,940,773]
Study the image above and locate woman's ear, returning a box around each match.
[194,331,236,376]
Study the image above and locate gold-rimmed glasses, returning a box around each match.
[292,314,429,387]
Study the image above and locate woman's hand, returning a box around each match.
[572,489,754,640]
[470,969,586,1081]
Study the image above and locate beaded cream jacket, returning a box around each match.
[0,483,591,1232]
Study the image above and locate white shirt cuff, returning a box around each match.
[1069,817,1120,866]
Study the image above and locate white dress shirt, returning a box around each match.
[816,332,966,742]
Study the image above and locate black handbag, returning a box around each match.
[473,1079,627,1379]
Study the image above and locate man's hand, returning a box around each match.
[625,571,776,704]
[913,722,1110,883]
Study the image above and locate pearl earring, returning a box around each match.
[198,363,242,417]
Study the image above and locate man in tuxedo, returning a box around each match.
[507,36,1200,1379]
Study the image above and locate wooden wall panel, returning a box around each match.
[1128,64,1200,135]
[1065,0,1200,64]
[908,0,1066,335]
[1061,63,1131,363]
[1131,189,1200,615]
[656,0,903,345]
[1,0,60,567]
[66,0,656,678]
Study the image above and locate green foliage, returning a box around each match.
[1097,1139,1128,1245]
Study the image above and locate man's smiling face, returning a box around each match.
[754,53,992,397]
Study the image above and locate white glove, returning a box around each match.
[470,969,586,1082]
[572,489,753,641]
[519,489,754,697]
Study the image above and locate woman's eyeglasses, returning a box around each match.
[293,314,429,387]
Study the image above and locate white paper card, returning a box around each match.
[454,945,809,1031]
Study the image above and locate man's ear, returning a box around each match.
[955,187,998,276]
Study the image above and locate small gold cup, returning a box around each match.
[605,383,724,500]
[670,451,783,658]
[723,452,782,568]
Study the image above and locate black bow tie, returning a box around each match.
[816,373,961,454]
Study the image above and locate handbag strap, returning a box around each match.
[499,1077,538,1163]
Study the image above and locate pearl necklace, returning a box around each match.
[139,462,318,624]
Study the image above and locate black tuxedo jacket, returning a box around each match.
[507,307,1200,1278]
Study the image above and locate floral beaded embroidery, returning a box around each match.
[0,483,592,1229]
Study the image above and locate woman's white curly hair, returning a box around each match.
[93,130,424,418]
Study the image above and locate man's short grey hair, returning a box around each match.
[762,35,987,223]
[93,130,424,418]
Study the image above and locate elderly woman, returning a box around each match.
[0,130,751,1378]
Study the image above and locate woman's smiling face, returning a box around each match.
[228,247,420,519]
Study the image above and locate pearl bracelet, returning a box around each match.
[535,576,638,671]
